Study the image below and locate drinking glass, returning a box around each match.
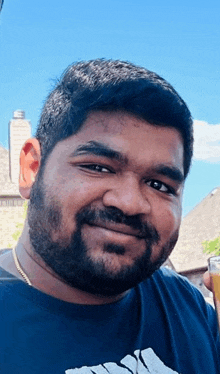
[208,256,220,331]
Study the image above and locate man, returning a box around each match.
[0,59,219,373]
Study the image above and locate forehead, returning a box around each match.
[51,111,184,171]
[83,110,181,137]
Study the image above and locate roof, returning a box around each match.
[170,187,220,272]
[0,144,20,196]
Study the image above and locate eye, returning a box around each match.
[146,180,175,195]
[79,164,112,173]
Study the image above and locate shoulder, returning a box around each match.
[151,266,204,297]
[142,267,216,324]
[152,267,207,300]
[0,248,12,256]
[0,249,19,282]
[139,268,220,362]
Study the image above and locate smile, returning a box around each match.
[87,222,145,240]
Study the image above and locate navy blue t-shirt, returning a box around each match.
[0,265,219,374]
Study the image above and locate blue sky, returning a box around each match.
[0,0,220,216]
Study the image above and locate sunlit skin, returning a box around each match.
[31,112,184,269]
[0,111,185,304]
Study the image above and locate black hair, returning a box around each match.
[36,59,193,177]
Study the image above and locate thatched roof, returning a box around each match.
[170,187,220,272]
[0,144,20,196]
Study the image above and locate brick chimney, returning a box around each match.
[9,110,31,184]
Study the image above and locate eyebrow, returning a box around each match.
[69,141,184,183]
[69,141,128,164]
[154,165,184,183]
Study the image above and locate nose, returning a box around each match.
[102,175,151,216]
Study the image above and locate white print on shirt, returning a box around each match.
[65,348,180,373]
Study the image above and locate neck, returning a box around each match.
[6,226,127,305]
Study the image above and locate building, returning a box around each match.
[0,111,31,248]
[9,110,31,184]
[169,187,220,300]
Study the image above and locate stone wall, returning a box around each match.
[0,199,25,249]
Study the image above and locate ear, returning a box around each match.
[19,138,41,199]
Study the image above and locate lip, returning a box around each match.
[87,222,145,239]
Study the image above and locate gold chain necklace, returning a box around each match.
[12,247,32,286]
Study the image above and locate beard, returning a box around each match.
[28,176,178,297]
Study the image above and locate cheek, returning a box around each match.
[154,203,182,241]
[63,179,104,206]
[150,204,182,263]
[52,179,105,230]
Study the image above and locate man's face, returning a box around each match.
[28,111,184,297]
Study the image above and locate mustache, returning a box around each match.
[77,206,160,242]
